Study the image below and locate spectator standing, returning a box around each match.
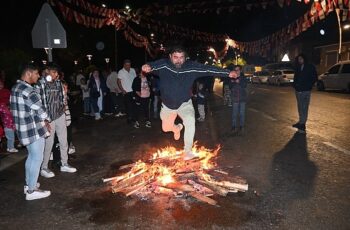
[36,63,77,178]
[10,64,51,200]
[230,65,247,135]
[0,80,18,152]
[195,82,207,122]
[88,69,107,120]
[222,77,232,107]
[132,71,152,128]
[106,70,125,117]
[80,78,90,115]
[151,74,161,119]
[292,54,318,133]
[117,59,137,124]
[75,69,85,87]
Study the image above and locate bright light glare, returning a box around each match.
[53,39,61,44]
[282,53,290,62]
[320,29,325,35]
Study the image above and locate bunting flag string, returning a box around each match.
[236,0,350,57]
[50,0,349,59]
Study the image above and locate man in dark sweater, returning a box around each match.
[292,54,318,133]
[142,45,237,160]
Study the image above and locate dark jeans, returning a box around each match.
[135,97,151,122]
[232,102,246,128]
[110,92,125,114]
[103,92,112,113]
[124,92,136,121]
[90,97,99,113]
[295,91,311,124]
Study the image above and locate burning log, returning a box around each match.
[199,173,248,192]
[197,179,229,196]
[105,144,248,206]
[163,182,195,192]
[188,191,217,206]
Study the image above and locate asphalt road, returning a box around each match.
[0,81,349,230]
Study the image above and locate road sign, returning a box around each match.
[32,3,67,49]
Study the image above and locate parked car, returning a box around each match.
[268,69,295,86]
[317,61,350,92]
[251,71,271,84]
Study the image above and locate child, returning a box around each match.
[0,80,18,152]
[195,83,206,122]
[230,65,247,134]
[80,78,90,115]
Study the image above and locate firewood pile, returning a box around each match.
[103,145,248,206]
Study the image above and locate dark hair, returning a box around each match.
[123,59,131,64]
[46,62,61,71]
[169,45,187,55]
[235,65,242,70]
[295,53,308,64]
[20,64,39,76]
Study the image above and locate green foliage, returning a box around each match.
[223,57,246,67]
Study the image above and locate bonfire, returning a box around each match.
[103,144,248,206]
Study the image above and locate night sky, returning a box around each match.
[0,0,342,72]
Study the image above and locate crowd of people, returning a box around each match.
[2,45,316,201]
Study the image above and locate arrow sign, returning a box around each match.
[32,3,67,49]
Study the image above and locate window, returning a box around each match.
[341,64,350,73]
[328,64,340,74]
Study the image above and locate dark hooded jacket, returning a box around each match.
[148,58,230,109]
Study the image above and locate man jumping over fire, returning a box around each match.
[142,45,238,160]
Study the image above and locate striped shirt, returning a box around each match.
[10,80,49,146]
[35,77,65,121]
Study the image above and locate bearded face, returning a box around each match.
[169,52,186,69]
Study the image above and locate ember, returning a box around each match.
[103,144,248,206]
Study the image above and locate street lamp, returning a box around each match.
[86,54,93,65]
[335,7,342,62]
[74,60,78,65]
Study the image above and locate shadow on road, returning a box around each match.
[261,132,318,225]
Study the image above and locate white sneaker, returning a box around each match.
[26,189,51,201]
[49,153,53,161]
[60,164,77,173]
[24,182,40,194]
[40,168,55,178]
[68,147,76,154]
[7,148,19,153]
[183,151,197,161]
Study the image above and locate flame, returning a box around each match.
[156,166,174,186]
[115,144,221,188]
[192,143,220,170]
